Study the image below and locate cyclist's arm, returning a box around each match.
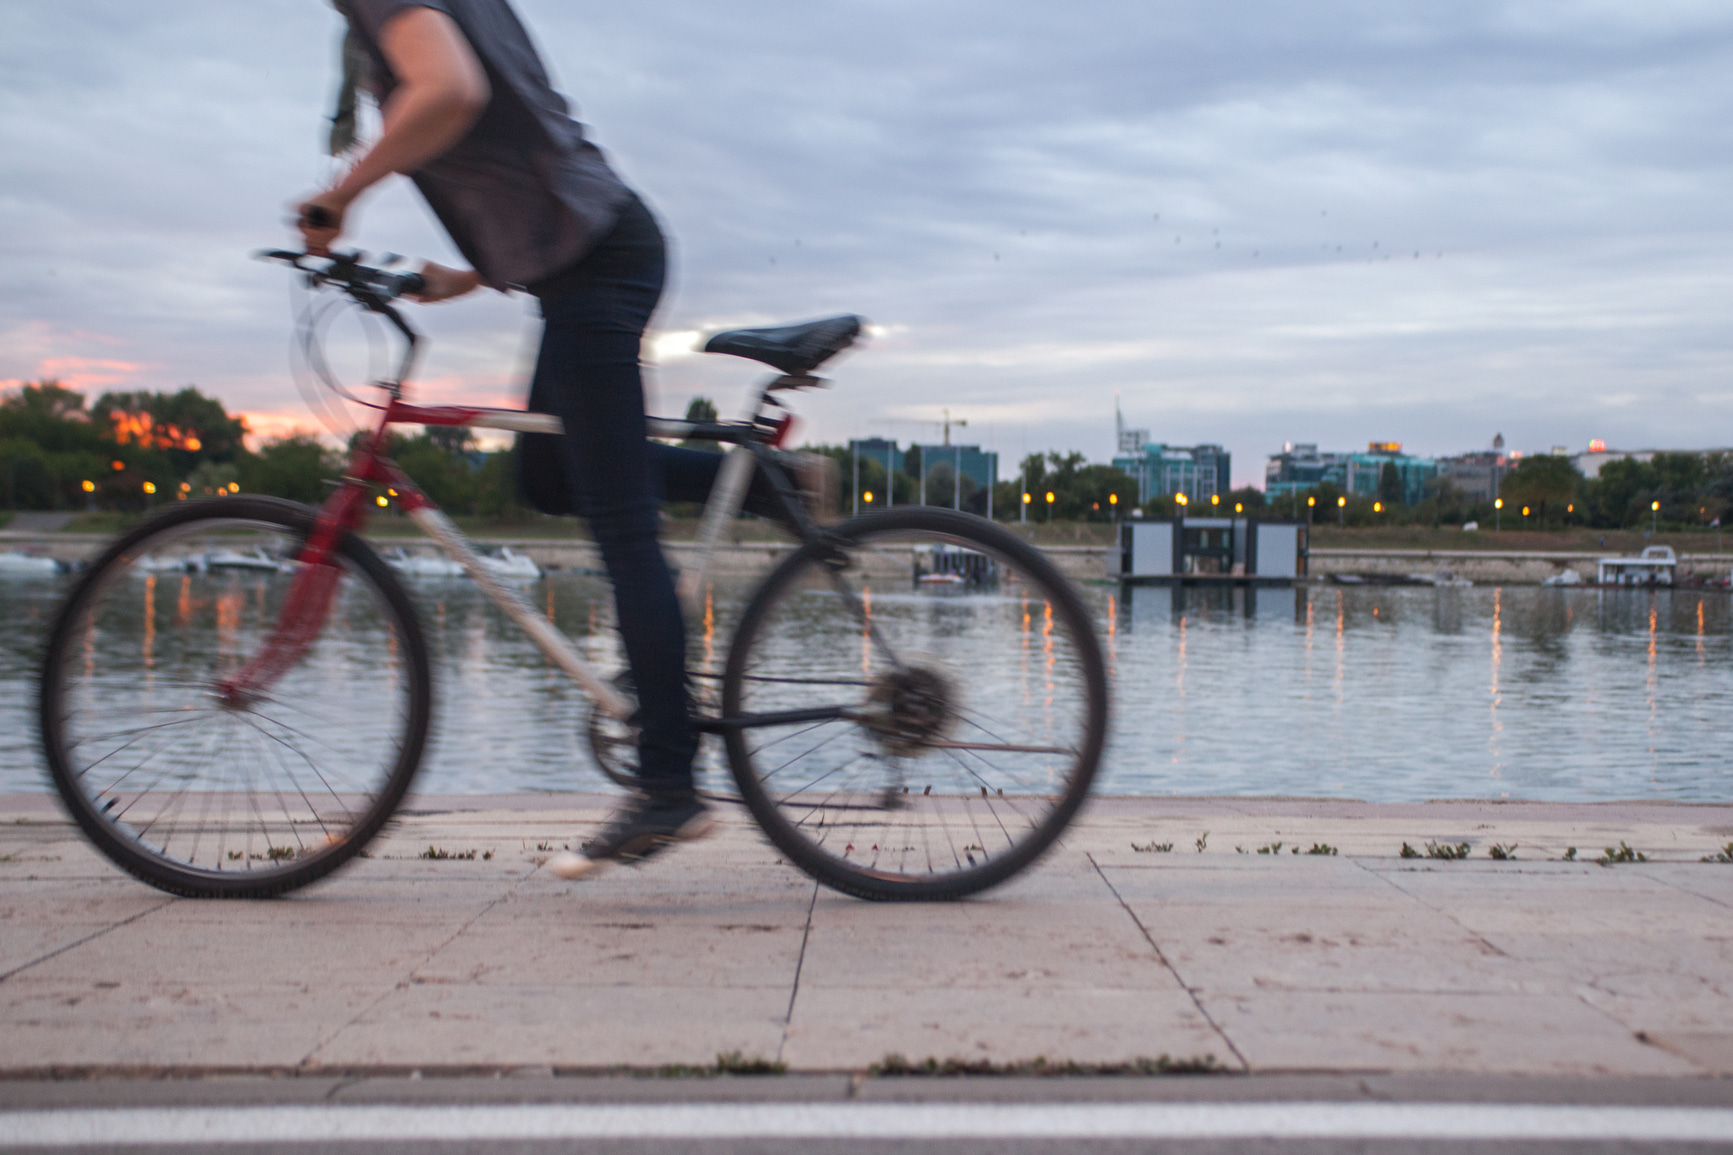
[297,7,490,257]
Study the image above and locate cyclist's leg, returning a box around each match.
[532,249,697,799]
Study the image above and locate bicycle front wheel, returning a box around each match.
[722,508,1107,900]
[38,497,432,897]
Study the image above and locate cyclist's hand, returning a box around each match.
[291,193,347,256]
[411,261,482,303]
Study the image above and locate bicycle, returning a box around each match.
[37,250,1108,902]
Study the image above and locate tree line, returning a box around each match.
[13,378,1722,532]
[0,380,526,518]
[1263,452,1733,531]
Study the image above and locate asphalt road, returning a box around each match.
[4,1073,1732,1154]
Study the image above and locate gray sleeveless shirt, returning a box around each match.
[340,0,631,289]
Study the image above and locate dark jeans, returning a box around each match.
[530,194,697,795]
[529,193,799,793]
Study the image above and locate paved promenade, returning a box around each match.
[2,793,1731,1079]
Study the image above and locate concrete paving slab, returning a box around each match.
[21,906,481,987]
[309,984,789,1068]
[1199,990,1703,1076]
[781,987,1231,1070]
[412,901,809,989]
[1640,1031,1733,1075]
[5,794,1733,1078]
[1578,991,1733,1044]
[1118,899,1538,996]
[0,978,386,1068]
[798,893,1178,993]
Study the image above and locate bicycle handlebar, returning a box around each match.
[259,249,426,304]
[260,248,424,394]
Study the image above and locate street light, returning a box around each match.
[1210,494,1219,506]
[1494,497,1503,531]
[142,481,156,495]
[863,491,874,504]
[1234,502,1243,514]
[1337,494,1346,526]
[1652,499,1660,535]
[1373,501,1382,514]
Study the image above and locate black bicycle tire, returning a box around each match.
[38,496,433,898]
[722,507,1108,901]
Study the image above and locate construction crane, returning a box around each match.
[875,409,979,512]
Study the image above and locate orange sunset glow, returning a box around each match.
[109,410,202,453]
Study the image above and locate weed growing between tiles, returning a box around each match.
[418,846,495,861]
[1702,842,1733,864]
[635,1052,787,1077]
[868,1054,1226,1077]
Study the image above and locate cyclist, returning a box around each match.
[298,0,713,878]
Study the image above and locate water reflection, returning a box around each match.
[3,570,1731,801]
[1113,582,1733,800]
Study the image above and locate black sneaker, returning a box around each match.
[547,793,714,880]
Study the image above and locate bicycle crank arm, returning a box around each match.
[695,705,854,733]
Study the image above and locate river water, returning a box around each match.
[4,569,1728,801]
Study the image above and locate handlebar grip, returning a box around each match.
[394,272,427,299]
[300,204,338,230]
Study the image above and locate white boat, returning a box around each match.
[1541,569,1585,587]
[917,571,966,585]
[1596,545,1676,587]
[385,548,467,578]
[134,553,205,575]
[0,551,61,576]
[478,547,541,580]
[204,548,287,572]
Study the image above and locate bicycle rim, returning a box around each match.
[39,498,431,897]
[723,509,1107,900]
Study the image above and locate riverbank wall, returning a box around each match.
[6,531,1730,586]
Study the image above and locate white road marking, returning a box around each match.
[3,1101,1732,1146]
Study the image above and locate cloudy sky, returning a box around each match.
[3,0,1731,487]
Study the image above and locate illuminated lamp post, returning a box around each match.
[1373,501,1382,515]
[1652,500,1660,536]
[1108,491,1118,528]
[1337,494,1346,526]
[1045,491,1055,522]
[1306,494,1315,523]
[1494,497,1503,531]
[863,490,874,506]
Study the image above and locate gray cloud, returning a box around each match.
[2,0,1730,479]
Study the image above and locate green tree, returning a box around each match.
[679,397,723,454]
[1378,461,1403,506]
[239,436,341,505]
[394,433,478,514]
[1499,455,1580,522]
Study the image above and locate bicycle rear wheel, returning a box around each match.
[38,497,432,897]
[722,508,1107,900]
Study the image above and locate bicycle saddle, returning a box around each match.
[703,314,864,376]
